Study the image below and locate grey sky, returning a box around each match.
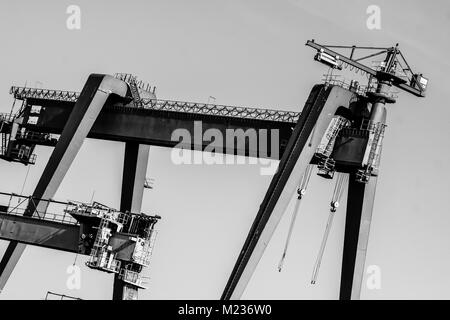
[0,0,449,299]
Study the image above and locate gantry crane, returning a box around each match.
[221,39,427,300]
[0,73,298,299]
[0,39,427,300]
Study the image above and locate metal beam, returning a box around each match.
[340,175,378,300]
[113,142,150,300]
[222,84,356,300]
[0,74,128,294]
[305,40,424,97]
[10,86,300,124]
[0,212,79,253]
[20,99,294,159]
[0,211,142,261]
[120,143,150,214]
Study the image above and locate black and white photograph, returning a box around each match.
[0,0,448,312]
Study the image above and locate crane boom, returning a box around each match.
[223,39,427,300]
[305,40,426,97]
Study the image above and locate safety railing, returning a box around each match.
[10,86,80,102]
[10,85,300,123]
[113,73,136,82]
[114,73,155,94]
[0,113,17,123]
[359,118,387,132]
[139,99,300,123]
[322,75,370,96]
[65,202,129,226]
[15,131,58,144]
[321,75,399,101]
[0,192,159,227]
[0,193,79,225]
[86,251,121,273]
[132,230,158,266]
[0,147,37,164]
[120,269,148,288]
[45,291,82,300]
[123,285,139,300]
[0,207,78,225]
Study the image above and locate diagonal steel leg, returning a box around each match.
[113,142,150,300]
[222,85,356,300]
[0,74,128,295]
[340,174,378,300]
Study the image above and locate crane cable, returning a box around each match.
[277,164,314,272]
[15,164,32,215]
[311,172,348,284]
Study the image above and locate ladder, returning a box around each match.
[92,218,109,248]
[366,123,385,169]
[356,122,385,183]
[123,284,139,300]
[128,76,142,108]
[88,218,109,266]
[0,132,8,156]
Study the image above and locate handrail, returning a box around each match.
[10,85,300,123]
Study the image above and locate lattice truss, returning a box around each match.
[10,86,300,123]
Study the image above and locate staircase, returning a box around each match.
[128,76,142,108]
[356,122,386,183]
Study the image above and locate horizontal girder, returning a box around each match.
[10,86,300,123]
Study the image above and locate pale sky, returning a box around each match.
[0,0,449,299]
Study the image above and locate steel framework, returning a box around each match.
[10,86,300,123]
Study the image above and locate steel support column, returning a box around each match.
[113,142,150,300]
[339,73,385,300]
[0,74,128,294]
[340,174,378,300]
